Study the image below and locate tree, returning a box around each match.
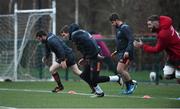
[159,0,180,31]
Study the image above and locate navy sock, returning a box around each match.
[52,72,63,87]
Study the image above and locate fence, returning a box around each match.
[1,36,170,84]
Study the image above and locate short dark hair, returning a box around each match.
[60,25,69,33]
[36,30,47,38]
[109,13,120,21]
[147,15,159,21]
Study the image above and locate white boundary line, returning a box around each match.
[0,88,178,100]
[0,106,16,109]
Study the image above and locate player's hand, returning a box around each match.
[123,52,129,59]
[111,51,117,59]
[42,56,51,66]
[133,39,143,48]
[78,58,87,66]
[60,60,67,69]
[42,56,46,63]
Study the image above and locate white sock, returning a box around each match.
[109,75,119,82]
[94,85,103,93]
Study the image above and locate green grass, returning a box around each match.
[0,81,180,108]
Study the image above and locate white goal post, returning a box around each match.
[0,0,56,81]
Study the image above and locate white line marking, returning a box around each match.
[0,88,178,100]
[0,106,16,109]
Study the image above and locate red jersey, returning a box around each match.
[92,34,111,57]
[142,16,180,61]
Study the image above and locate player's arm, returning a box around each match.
[111,50,117,59]
[44,43,52,58]
[122,26,134,58]
[142,41,164,53]
[42,44,52,66]
[142,31,169,53]
[78,57,88,66]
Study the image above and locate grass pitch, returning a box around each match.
[0,80,180,108]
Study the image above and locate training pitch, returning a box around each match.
[0,80,180,108]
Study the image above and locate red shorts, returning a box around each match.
[119,58,130,64]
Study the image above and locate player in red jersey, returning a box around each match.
[134,15,180,83]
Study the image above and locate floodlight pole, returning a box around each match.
[52,0,56,63]
[75,0,79,24]
[14,2,18,81]
[52,0,56,34]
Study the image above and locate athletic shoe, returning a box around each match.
[122,80,137,95]
[52,86,64,93]
[91,92,104,98]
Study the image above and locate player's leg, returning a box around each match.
[70,63,93,87]
[117,61,131,81]
[70,63,104,95]
[70,63,82,75]
[66,53,102,94]
[117,59,137,94]
[89,69,105,97]
[163,60,180,80]
[49,62,64,92]
[66,53,93,89]
[82,64,105,96]
[77,59,105,97]
[89,59,124,97]
[90,59,122,85]
[115,52,137,94]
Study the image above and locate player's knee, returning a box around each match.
[117,67,124,74]
[49,69,54,74]
[72,68,82,75]
[49,67,56,74]
[49,63,60,74]
[175,70,180,79]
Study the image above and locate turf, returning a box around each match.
[0,81,180,108]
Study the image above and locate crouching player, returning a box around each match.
[60,23,123,97]
[134,15,180,84]
[36,30,104,93]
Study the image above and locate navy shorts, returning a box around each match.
[56,52,76,67]
[89,58,101,72]
[116,51,133,64]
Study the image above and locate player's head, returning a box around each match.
[60,25,69,39]
[60,23,80,40]
[147,15,160,32]
[68,23,80,34]
[109,13,122,27]
[36,30,47,43]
